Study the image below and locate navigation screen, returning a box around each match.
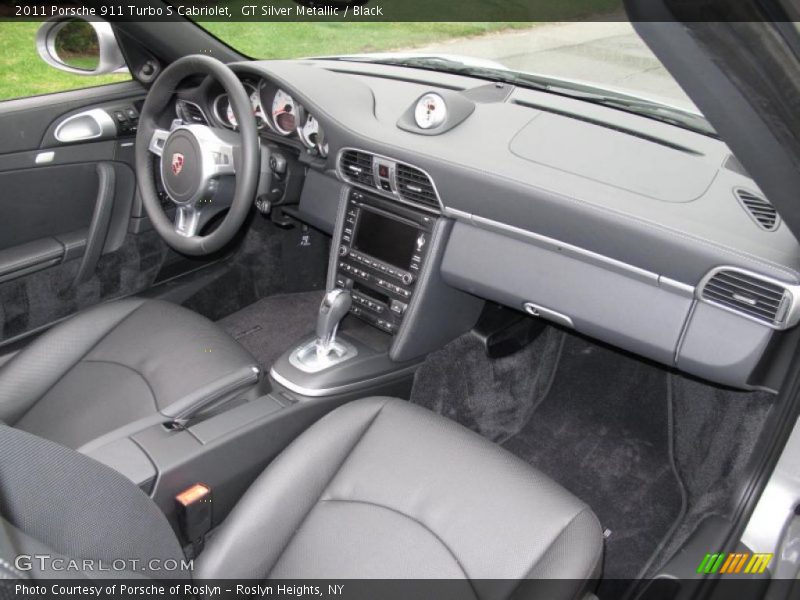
[353,209,418,268]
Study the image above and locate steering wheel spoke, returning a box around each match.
[174,204,203,238]
[148,128,170,157]
[198,132,237,177]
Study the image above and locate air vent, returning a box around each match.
[736,188,779,232]
[396,163,439,208]
[339,150,375,187]
[701,269,789,326]
[176,100,207,125]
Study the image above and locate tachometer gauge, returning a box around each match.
[271,89,297,136]
[298,112,320,149]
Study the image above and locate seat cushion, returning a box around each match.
[196,397,603,596]
[0,298,257,449]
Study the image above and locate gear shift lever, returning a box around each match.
[316,289,352,357]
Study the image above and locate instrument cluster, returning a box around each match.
[212,77,328,157]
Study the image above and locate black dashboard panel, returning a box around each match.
[243,60,800,286]
[209,59,800,390]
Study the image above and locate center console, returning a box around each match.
[271,156,485,397]
[335,189,435,335]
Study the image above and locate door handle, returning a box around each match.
[74,162,116,285]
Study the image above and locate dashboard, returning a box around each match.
[170,59,800,392]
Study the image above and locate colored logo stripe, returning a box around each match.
[697,552,773,575]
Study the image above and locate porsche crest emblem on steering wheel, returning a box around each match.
[171,153,185,175]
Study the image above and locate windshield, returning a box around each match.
[200,20,706,130]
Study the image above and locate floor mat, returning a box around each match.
[411,326,565,443]
[412,328,684,589]
[502,335,683,586]
[217,290,323,369]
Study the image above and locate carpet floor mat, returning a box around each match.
[217,290,323,370]
[411,328,685,589]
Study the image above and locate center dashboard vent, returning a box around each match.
[396,163,439,209]
[340,150,375,187]
[338,148,441,212]
[736,188,779,232]
[701,269,791,327]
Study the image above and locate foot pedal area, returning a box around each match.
[472,303,547,359]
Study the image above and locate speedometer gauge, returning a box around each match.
[271,89,297,136]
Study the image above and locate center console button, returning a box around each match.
[401,272,415,285]
[338,245,349,257]
[390,300,407,315]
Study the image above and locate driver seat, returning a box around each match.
[0,297,259,449]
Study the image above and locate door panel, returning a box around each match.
[0,82,172,344]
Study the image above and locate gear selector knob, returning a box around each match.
[316,289,352,357]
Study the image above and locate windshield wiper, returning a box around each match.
[319,55,716,137]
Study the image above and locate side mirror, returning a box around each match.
[35,17,128,76]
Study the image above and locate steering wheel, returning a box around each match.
[135,55,259,256]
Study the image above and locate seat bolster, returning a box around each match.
[0,298,147,424]
[514,508,603,599]
[84,298,258,411]
[194,397,392,579]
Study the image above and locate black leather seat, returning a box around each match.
[0,397,602,597]
[196,398,603,588]
[0,298,258,449]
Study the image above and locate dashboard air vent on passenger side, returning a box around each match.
[340,150,375,187]
[176,100,207,125]
[736,188,779,232]
[396,163,439,209]
[701,269,790,326]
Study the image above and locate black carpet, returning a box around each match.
[218,290,324,369]
[501,335,684,587]
[646,375,773,576]
[412,328,685,589]
[411,326,565,443]
[183,216,328,323]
